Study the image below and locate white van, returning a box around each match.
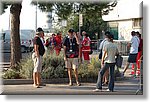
[0,29,35,52]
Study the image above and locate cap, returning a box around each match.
[68,29,74,33]
[36,27,44,33]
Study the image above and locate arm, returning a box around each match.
[34,44,40,58]
[101,51,107,66]
[63,46,67,61]
[74,32,80,45]
[127,42,131,48]
[63,37,67,61]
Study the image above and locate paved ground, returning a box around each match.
[1,52,143,95]
[1,69,143,95]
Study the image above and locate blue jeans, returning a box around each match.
[96,63,115,91]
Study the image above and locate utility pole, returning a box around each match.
[35,1,38,30]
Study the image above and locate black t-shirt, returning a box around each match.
[63,37,79,58]
[33,36,45,56]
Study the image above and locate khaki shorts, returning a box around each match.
[65,58,79,69]
[32,53,42,73]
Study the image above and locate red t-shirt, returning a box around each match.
[55,35,62,48]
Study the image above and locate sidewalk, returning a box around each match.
[1,69,143,95]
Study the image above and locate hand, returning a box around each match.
[101,63,104,68]
[73,32,77,37]
[101,62,104,68]
[64,57,67,61]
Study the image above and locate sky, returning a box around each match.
[0,0,47,31]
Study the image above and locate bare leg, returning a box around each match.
[33,72,37,86]
[74,68,81,86]
[123,62,130,74]
[133,63,137,76]
[104,69,109,83]
[37,72,41,86]
[68,68,72,85]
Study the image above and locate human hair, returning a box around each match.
[85,33,89,37]
[131,31,136,36]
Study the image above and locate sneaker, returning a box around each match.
[93,89,102,92]
[106,89,113,92]
[120,73,124,78]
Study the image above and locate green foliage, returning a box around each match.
[19,57,34,79]
[31,2,115,38]
[41,52,67,79]
[2,69,20,79]
[78,56,101,79]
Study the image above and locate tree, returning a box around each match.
[10,3,22,68]
[32,1,117,38]
[1,1,22,68]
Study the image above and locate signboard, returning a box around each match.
[79,14,83,27]
[61,20,67,27]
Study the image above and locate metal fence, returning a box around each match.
[91,40,130,56]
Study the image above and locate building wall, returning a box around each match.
[118,19,142,41]
[102,0,143,41]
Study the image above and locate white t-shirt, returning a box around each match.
[130,36,140,54]
[99,38,108,50]
[103,42,119,63]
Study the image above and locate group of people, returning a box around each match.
[93,30,143,92]
[121,31,143,78]
[31,27,92,88]
[31,27,142,92]
[45,32,62,56]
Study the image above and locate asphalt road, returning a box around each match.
[2,52,32,62]
[2,81,141,95]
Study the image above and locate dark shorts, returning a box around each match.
[128,53,138,63]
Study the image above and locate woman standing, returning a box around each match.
[93,33,119,92]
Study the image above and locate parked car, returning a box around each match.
[0,30,35,53]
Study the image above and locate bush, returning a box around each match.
[78,56,101,79]
[41,53,67,79]
[19,57,34,79]
[2,69,21,79]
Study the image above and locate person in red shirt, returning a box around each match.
[132,32,143,75]
[82,33,91,63]
[55,32,62,56]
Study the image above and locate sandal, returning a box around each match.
[69,82,73,86]
[76,82,81,86]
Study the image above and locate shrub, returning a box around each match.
[2,69,21,79]
[41,53,67,79]
[78,56,101,79]
[19,57,34,79]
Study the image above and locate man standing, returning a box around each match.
[93,33,119,92]
[121,31,140,78]
[63,29,81,86]
[32,27,45,88]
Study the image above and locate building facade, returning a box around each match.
[102,0,143,41]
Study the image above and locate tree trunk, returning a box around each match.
[10,4,22,68]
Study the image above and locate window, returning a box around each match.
[133,18,142,28]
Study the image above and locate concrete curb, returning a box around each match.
[3,77,128,85]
